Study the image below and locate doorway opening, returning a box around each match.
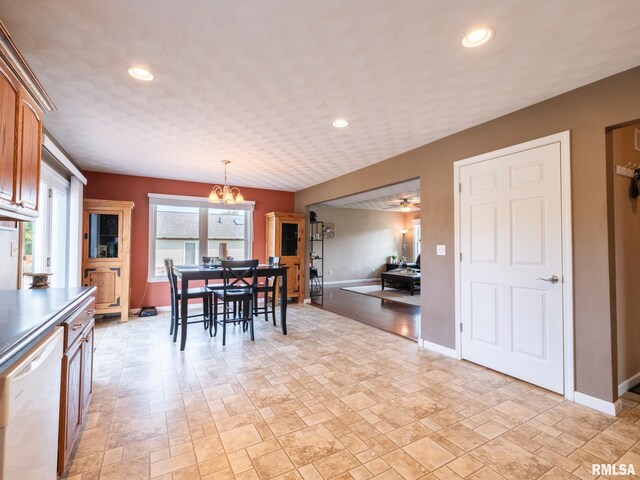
[307,178,421,340]
[608,121,640,397]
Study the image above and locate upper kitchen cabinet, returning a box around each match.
[0,22,55,221]
[0,60,19,206]
[15,91,42,214]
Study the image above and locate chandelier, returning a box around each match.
[208,160,245,205]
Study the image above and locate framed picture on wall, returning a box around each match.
[635,128,640,152]
[323,223,335,238]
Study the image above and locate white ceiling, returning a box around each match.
[322,179,420,211]
[2,1,640,192]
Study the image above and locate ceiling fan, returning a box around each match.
[383,198,421,211]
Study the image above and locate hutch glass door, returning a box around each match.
[281,222,299,256]
[88,213,120,259]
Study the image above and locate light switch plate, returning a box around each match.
[10,242,18,257]
[436,245,446,256]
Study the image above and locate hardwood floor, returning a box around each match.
[311,283,420,340]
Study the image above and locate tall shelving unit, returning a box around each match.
[309,220,324,303]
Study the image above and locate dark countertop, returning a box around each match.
[0,287,95,371]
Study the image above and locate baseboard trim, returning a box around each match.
[573,391,622,416]
[418,338,460,359]
[618,370,640,397]
[325,278,381,286]
[303,298,312,304]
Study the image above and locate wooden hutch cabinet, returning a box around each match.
[265,212,305,303]
[82,199,134,320]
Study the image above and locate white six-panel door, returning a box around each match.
[459,142,565,394]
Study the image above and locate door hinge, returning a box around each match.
[460,323,463,332]
[460,252,462,261]
[46,257,51,267]
[458,183,462,193]
[48,189,53,198]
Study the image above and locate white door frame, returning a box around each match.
[453,131,574,401]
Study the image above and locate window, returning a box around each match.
[21,163,70,288]
[412,218,421,261]
[148,193,254,281]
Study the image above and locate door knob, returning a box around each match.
[537,275,559,284]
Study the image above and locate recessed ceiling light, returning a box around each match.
[127,66,154,81]
[461,27,495,48]
[332,119,349,128]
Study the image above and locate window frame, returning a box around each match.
[148,193,254,282]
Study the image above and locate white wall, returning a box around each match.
[0,226,19,289]
[311,205,413,283]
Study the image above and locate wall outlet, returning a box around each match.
[10,242,18,257]
[328,270,333,275]
[437,244,446,256]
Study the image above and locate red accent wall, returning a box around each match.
[83,171,294,308]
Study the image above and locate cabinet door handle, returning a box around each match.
[86,308,95,314]
[71,323,84,331]
[84,335,91,343]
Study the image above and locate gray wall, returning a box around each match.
[296,66,640,403]
[311,206,412,283]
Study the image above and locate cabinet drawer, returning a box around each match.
[62,296,95,351]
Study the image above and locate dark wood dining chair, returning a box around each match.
[254,256,279,325]
[202,256,226,321]
[164,258,212,342]
[210,259,258,346]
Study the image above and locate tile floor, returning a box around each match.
[64,305,640,479]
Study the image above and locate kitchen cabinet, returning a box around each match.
[0,62,19,205]
[58,294,96,475]
[15,91,42,213]
[82,199,134,320]
[0,51,47,220]
[265,212,305,303]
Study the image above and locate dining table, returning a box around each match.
[172,264,288,350]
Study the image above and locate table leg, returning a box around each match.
[381,278,385,291]
[180,278,189,351]
[281,268,287,335]
[410,281,414,296]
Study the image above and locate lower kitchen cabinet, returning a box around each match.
[58,297,95,475]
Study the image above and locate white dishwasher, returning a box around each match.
[0,327,63,480]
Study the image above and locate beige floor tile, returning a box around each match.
[280,424,345,466]
[192,434,225,462]
[297,463,323,480]
[342,392,378,411]
[448,454,484,478]
[253,449,296,479]
[470,437,552,480]
[439,424,487,452]
[473,420,509,440]
[100,455,150,480]
[219,423,263,452]
[403,437,455,471]
[579,433,630,463]
[103,446,124,466]
[228,449,254,475]
[266,412,307,436]
[383,449,429,480]
[53,306,640,480]
[313,450,361,478]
